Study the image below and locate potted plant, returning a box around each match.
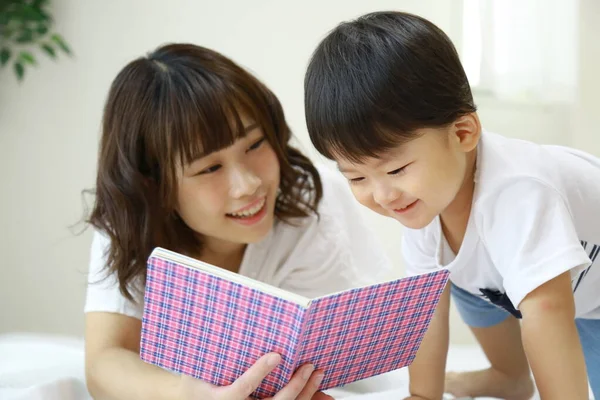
[0,0,71,81]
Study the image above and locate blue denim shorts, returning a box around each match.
[451,283,599,399]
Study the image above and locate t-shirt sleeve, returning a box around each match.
[83,230,144,319]
[401,224,439,277]
[275,167,394,298]
[478,179,591,308]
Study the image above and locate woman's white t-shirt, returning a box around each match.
[403,131,600,319]
[84,167,393,319]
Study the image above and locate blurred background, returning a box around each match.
[1,0,598,346]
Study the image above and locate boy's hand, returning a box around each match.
[179,352,331,400]
[519,271,588,400]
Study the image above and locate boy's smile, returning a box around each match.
[334,120,480,230]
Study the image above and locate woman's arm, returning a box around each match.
[85,312,330,400]
[85,312,181,400]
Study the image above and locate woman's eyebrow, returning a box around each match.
[243,122,259,133]
[187,122,260,162]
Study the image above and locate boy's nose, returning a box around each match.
[372,184,400,208]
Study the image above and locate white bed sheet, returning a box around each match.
[0,333,592,400]
[0,333,89,400]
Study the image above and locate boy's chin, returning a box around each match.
[391,213,436,230]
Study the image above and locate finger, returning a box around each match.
[295,369,325,400]
[312,391,334,400]
[273,363,315,400]
[226,353,281,398]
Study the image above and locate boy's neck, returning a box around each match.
[440,149,477,255]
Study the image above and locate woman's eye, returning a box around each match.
[248,137,265,151]
[349,177,365,185]
[198,164,222,175]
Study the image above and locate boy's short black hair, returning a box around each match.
[304,11,477,162]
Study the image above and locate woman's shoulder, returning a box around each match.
[89,229,110,273]
[260,164,392,286]
[85,229,144,318]
[271,164,356,237]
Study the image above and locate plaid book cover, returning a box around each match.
[140,250,450,398]
[296,270,450,388]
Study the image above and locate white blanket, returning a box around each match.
[0,333,565,400]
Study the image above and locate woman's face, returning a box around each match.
[175,114,280,252]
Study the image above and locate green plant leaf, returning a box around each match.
[40,12,51,22]
[14,61,24,81]
[15,28,35,43]
[16,4,47,22]
[0,47,11,67]
[36,23,49,36]
[41,43,56,59]
[32,0,50,8]
[51,33,71,55]
[19,51,36,65]
[0,12,9,27]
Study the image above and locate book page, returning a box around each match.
[151,247,310,306]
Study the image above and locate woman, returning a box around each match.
[83,43,392,400]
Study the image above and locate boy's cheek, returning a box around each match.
[351,188,373,208]
[350,188,385,213]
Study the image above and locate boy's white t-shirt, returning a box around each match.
[403,131,600,319]
[84,167,393,319]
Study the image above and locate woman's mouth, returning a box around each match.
[226,197,268,225]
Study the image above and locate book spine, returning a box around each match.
[292,303,315,369]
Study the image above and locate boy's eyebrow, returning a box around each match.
[337,157,393,174]
[337,165,356,174]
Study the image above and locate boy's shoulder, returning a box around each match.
[475,131,600,203]
[471,131,600,242]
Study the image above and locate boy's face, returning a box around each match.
[335,125,478,229]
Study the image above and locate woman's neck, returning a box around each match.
[199,238,247,274]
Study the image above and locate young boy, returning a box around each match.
[304,11,600,400]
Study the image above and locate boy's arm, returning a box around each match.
[404,284,451,400]
[519,271,589,400]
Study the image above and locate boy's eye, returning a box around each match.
[198,164,222,175]
[349,177,365,184]
[388,165,407,175]
[248,137,265,152]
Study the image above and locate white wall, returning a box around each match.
[0,0,597,346]
[572,0,600,156]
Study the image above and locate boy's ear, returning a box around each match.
[450,113,481,152]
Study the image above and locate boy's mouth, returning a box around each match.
[393,200,418,214]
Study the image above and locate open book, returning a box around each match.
[140,247,450,399]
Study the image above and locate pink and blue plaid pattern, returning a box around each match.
[140,251,450,398]
[296,270,449,388]
[140,256,305,398]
